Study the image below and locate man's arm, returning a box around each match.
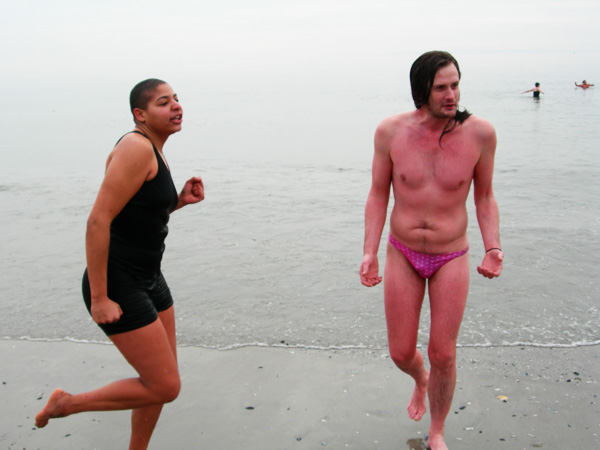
[472,119,503,279]
[360,121,393,287]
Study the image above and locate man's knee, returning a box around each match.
[428,347,456,371]
[389,346,417,370]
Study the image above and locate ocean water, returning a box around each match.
[1,51,599,351]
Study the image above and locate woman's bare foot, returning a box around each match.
[35,388,71,428]
[407,370,429,421]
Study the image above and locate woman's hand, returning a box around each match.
[91,297,123,324]
[176,176,204,209]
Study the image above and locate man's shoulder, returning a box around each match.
[379,111,416,126]
[463,114,494,132]
[461,115,497,150]
[376,111,416,135]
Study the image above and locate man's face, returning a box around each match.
[426,63,460,119]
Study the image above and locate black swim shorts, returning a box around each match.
[82,263,174,336]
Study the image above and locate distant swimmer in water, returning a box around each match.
[575,80,594,89]
[522,82,544,98]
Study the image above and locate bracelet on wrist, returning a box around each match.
[486,247,502,253]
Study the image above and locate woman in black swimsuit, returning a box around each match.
[35,79,204,449]
[522,82,544,98]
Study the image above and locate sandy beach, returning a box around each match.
[2,340,598,449]
[2,2,600,447]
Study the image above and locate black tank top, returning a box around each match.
[109,131,179,274]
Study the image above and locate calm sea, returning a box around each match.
[1,51,599,350]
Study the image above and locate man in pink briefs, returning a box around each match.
[360,51,503,450]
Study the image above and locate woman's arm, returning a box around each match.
[86,135,155,324]
[172,176,204,212]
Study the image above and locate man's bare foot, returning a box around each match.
[35,388,71,428]
[407,370,429,421]
[426,432,448,450]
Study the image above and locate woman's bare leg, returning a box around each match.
[35,309,180,428]
[128,307,178,450]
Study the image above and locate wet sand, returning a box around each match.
[2,340,599,449]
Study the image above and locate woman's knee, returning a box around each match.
[153,374,181,404]
[163,375,181,403]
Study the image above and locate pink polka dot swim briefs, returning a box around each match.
[388,234,469,279]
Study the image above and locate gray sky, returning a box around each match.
[1,0,599,84]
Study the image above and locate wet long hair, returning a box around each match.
[410,51,471,145]
[129,78,167,123]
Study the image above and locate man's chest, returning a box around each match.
[390,136,480,191]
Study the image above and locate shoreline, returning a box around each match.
[7,335,600,351]
[2,340,599,449]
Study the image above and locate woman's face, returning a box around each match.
[136,83,183,135]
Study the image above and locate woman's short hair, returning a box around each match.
[129,78,167,115]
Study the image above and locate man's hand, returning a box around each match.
[477,250,503,279]
[360,254,383,287]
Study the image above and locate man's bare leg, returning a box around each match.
[405,349,430,421]
[426,253,470,450]
[384,243,429,421]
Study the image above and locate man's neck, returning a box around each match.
[415,107,453,132]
